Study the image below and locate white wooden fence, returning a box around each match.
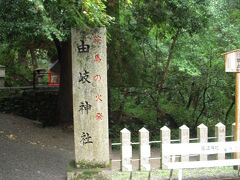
[111,122,240,171]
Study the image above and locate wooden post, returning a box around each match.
[223,50,240,160]
[232,123,240,159]
[235,73,240,143]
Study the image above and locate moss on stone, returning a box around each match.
[68,160,110,170]
[67,160,111,180]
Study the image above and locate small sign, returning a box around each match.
[224,50,240,72]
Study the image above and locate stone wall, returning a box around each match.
[0,89,59,126]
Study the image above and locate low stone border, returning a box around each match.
[67,166,240,180]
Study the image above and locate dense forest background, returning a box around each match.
[0,0,240,140]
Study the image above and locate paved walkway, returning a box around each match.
[0,113,74,180]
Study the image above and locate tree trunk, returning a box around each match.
[107,0,123,87]
[194,87,208,127]
[18,48,28,66]
[186,82,195,109]
[225,98,235,125]
[158,28,181,90]
[54,39,73,126]
[29,48,38,70]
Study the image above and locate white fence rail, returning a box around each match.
[111,122,239,171]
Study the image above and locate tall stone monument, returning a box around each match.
[71,28,109,166]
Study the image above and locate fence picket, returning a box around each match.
[180,125,189,162]
[197,123,208,161]
[115,122,236,173]
[139,127,151,171]
[215,122,225,160]
[160,126,171,169]
[120,128,132,171]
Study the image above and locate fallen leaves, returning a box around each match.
[6,134,17,140]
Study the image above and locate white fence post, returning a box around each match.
[197,123,208,161]
[139,127,151,171]
[160,126,171,169]
[120,128,132,171]
[215,122,226,160]
[180,125,189,162]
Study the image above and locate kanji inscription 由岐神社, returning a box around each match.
[71,28,109,166]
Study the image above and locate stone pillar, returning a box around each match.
[197,123,208,161]
[179,125,189,162]
[160,126,170,169]
[0,65,5,87]
[71,28,109,166]
[215,122,226,160]
[121,128,132,171]
[139,127,151,171]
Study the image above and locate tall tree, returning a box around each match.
[0,0,111,125]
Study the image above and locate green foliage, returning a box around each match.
[68,160,110,180]
[75,160,108,169]
[0,0,112,86]
[0,0,112,43]
[0,0,239,140]
[0,45,31,86]
[108,0,240,142]
[159,97,193,126]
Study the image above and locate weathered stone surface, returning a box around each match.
[71,28,109,165]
